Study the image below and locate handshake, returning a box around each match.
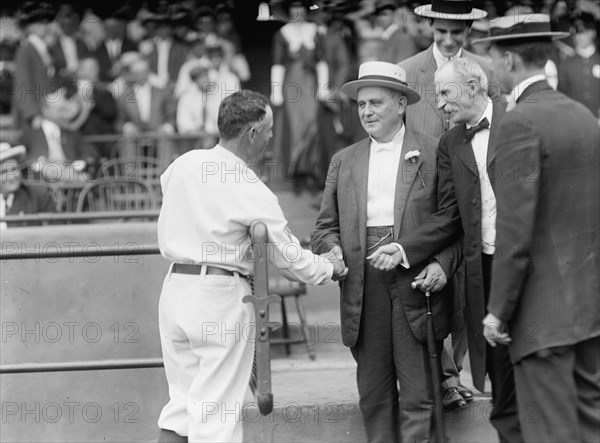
[321,245,349,281]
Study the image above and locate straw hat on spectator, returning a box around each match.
[18,1,56,27]
[472,13,569,43]
[0,142,26,163]
[414,0,487,20]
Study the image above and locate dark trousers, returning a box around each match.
[482,253,522,443]
[514,336,600,443]
[350,229,441,443]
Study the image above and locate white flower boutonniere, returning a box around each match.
[404,150,426,190]
[404,150,420,162]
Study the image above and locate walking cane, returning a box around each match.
[412,282,446,443]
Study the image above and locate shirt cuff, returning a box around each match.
[392,243,410,269]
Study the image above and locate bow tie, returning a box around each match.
[464,117,490,141]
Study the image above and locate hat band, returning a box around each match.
[490,21,551,37]
[431,0,473,14]
[358,75,410,87]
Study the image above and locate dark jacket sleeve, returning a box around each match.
[399,133,463,267]
[311,152,342,254]
[488,111,541,322]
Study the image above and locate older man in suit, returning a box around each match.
[434,58,520,442]
[476,14,600,443]
[312,61,461,443]
[397,0,495,407]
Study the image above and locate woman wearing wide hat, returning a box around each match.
[270,0,329,192]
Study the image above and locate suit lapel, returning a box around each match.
[487,101,506,168]
[350,139,370,253]
[394,129,421,236]
[517,80,551,105]
[454,126,480,178]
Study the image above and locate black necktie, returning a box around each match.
[464,117,490,141]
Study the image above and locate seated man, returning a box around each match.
[176,60,219,136]
[20,84,94,182]
[0,143,56,229]
[115,58,176,162]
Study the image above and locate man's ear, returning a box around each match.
[398,95,408,116]
[247,125,257,144]
[505,50,516,72]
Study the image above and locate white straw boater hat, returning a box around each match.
[472,13,569,44]
[414,0,487,20]
[341,62,421,104]
[0,142,26,163]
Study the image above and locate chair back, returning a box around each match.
[76,178,157,212]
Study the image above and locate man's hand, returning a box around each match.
[482,313,512,347]
[367,244,402,271]
[322,246,348,281]
[412,261,447,292]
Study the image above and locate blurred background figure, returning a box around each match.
[174,36,208,98]
[91,5,138,83]
[0,143,55,228]
[13,1,56,133]
[139,3,189,90]
[374,0,418,63]
[50,1,89,78]
[348,1,384,63]
[116,58,176,161]
[270,0,329,192]
[20,84,94,182]
[176,60,220,137]
[558,11,599,119]
[76,57,118,163]
[216,1,252,82]
[466,19,491,58]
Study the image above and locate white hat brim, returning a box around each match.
[341,79,421,104]
[0,145,26,163]
[472,31,570,44]
[414,5,488,20]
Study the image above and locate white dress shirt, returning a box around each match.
[59,35,79,72]
[158,145,333,284]
[41,119,66,162]
[467,101,496,254]
[135,82,152,123]
[433,44,463,68]
[0,193,14,230]
[367,125,404,227]
[155,38,172,83]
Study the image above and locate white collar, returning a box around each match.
[381,23,399,41]
[432,44,462,68]
[576,45,596,59]
[466,99,493,129]
[509,74,546,104]
[370,125,405,152]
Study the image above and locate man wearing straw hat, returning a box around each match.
[312,61,462,442]
[475,13,600,443]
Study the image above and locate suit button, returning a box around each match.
[471,220,478,226]
[472,199,478,205]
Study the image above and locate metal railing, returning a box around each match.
[0,210,160,224]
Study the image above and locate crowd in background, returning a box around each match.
[0,0,598,198]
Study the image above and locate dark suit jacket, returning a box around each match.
[379,26,418,64]
[6,184,56,226]
[115,84,175,132]
[50,36,90,78]
[81,85,118,135]
[20,125,91,163]
[312,129,462,347]
[12,41,55,126]
[436,100,506,391]
[558,51,600,117]
[489,81,600,363]
[147,39,189,83]
[92,38,138,83]
[398,45,499,140]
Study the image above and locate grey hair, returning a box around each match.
[436,57,489,96]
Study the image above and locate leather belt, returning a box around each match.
[366,226,394,237]
[172,263,244,278]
